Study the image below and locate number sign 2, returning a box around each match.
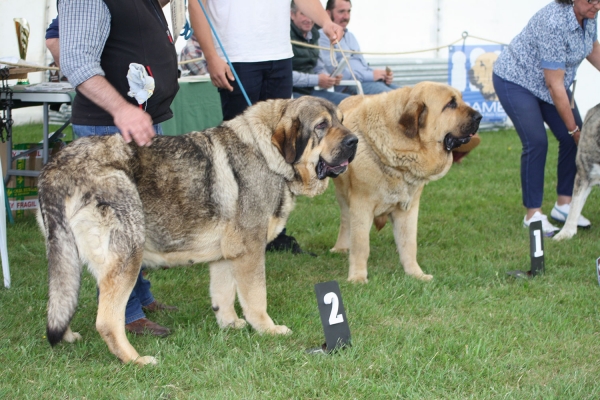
[529,220,545,276]
[314,281,351,352]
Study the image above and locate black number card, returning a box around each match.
[314,281,351,352]
[529,220,545,276]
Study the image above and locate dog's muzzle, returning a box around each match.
[317,159,349,179]
[316,134,358,179]
[444,133,473,151]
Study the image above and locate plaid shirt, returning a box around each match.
[58,0,111,88]
[179,36,208,76]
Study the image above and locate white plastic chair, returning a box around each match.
[0,158,10,288]
[338,80,364,95]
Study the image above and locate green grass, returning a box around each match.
[2,123,600,399]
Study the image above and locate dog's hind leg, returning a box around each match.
[95,253,156,365]
[554,175,592,241]
[210,260,247,329]
[230,247,291,335]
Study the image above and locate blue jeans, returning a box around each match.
[73,123,163,324]
[493,73,580,209]
[72,124,164,137]
[293,89,349,106]
[219,58,293,121]
[341,81,399,95]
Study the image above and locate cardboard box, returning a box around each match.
[1,141,66,218]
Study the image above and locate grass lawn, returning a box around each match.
[1,123,600,399]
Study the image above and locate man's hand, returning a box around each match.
[113,104,156,146]
[77,76,156,146]
[374,69,394,85]
[318,74,339,89]
[206,57,235,91]
[321,21,345,44]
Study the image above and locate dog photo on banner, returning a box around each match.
[448,44,508,128]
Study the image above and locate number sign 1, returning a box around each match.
[314,281,351,352]
[529,220,545,276]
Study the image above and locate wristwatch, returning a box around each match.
[568,126,580,136]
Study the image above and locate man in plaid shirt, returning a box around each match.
[180,35,208,76]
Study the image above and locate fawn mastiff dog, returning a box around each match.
[330,82,482,282]
[38,96,357,365]
[554,103,600,241]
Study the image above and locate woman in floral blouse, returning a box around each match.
[493,0,600,235]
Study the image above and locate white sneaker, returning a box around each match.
[550,202,591,228]
[523,211,560,234]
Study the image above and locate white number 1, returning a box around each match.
[533,229,544,258]
[324,292,344,325]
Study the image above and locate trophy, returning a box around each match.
[14,18,30,85]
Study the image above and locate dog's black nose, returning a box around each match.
[473,112,483,123]
[343,135,358,148]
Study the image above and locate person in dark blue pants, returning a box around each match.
[492,0,600,235]
[188,0,344,254]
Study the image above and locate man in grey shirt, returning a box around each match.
[319,0,398,95]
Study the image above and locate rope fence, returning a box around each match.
[0,32,507,71]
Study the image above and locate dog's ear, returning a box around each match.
[272,117,302,164]
[399,101,427,139]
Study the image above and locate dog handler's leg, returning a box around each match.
[230,248,291,335]
[209,260,246,329]
[331,186,352,253]
[390,186,432,281]
[96,256,156,366]
[347,199,374,283]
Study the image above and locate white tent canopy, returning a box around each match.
[1,0,598,124]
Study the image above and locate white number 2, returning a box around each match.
[533,229,544,258]
[324,292,344,325]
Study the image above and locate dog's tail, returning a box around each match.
[39,187,83,347]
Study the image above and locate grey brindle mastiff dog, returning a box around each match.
[37,96,357,365]
[554,103,600,241]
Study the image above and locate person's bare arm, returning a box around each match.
[544,68,580,143]
[77,76,156,146]
[46,38,60,68]
[188,0,234,90]
[293,0,344,43]
[586,41,600,71]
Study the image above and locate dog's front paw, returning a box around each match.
[218,317,247,330]
[134,356,158,366]
[553,229,575,241]
[348,274,368,284]
[330,247,349,254]
[267,325,292,335]
[407,272,433,281]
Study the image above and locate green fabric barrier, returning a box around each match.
[162,79,223,136]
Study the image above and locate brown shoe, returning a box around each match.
[142,300,178,313]
[125,318,171,337]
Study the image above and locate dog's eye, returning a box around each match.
[444,97,457,110]
[315,121,328,130]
